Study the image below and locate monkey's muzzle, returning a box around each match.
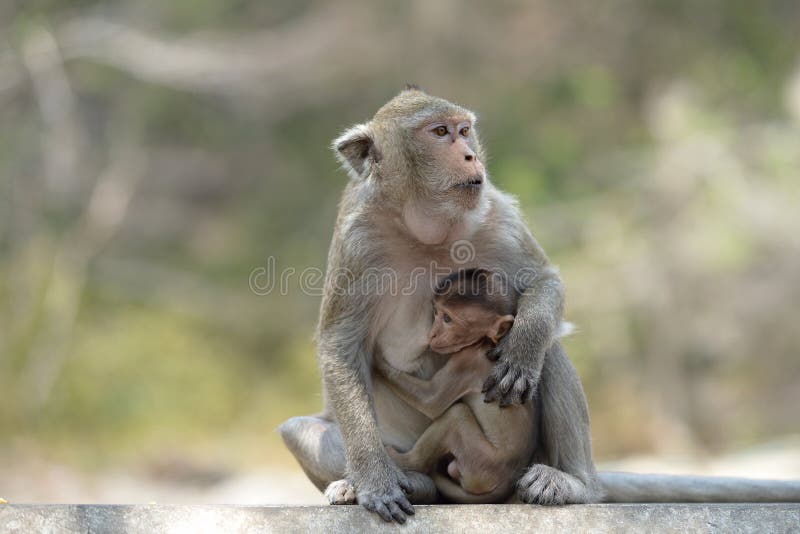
[453,175,484,190]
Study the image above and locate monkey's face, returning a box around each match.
[428,300,499,354]
[333,89,488,215]
[409,117,486,209]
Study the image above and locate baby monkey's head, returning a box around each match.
[429,268,517,354]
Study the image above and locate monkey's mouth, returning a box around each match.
[453,176,484,190]
[430,338,485,354]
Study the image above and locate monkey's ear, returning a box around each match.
[488,314,515,345]
[333,123,380,180]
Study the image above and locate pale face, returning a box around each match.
[412,116,486,209]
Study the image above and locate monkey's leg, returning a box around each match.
[278,414,346,492]
[388,416,456,475]
[390,403,510,499]
[327,469,436,506]
[517,342,602,505]
[403,471,438,504]
[279,414,438,504]
[378,352,486,420]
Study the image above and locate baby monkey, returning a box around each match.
[376,268,538,503]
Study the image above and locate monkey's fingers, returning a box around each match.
[486,345,503,362]
[501,391,522,405]
[499,382,521,405]
[523,381,537,403]
[362,498,394,522]
[482,382,504,403]
[481,361,509,401]
[397,494,415,516]
[397,473,413,495]
[499,376,529,407]
[358,476,415,523]
[514,376,531,401]
[498,372,517,395]
[386,501,407,524]
[484,360,520,403]
[481,376,498,397]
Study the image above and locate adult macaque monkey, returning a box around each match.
[279,87,800,522]
[280,86,598,522]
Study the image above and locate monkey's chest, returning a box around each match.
[374,292,433,373]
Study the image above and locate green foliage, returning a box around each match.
[1,1,799,468]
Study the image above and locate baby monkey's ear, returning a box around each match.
[487,314,515,345]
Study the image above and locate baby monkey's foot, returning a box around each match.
[447,459,461,481]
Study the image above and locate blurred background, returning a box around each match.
[1,1,799,504]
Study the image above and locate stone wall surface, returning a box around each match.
[1,503,799,533]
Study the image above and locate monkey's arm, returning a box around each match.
[318,320,415,521]
[376,355,480,420]
[483,240,564,406]
[374,358,440,417]
[316,234,415,521]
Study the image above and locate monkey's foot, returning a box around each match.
[517,464,590,505]
[324,479,357,505]
[447,459,461,481]
[354,466,415,523]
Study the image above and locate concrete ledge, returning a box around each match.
[1,504,799,533]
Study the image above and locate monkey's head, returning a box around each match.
[428,269,516,354]
[333,87,487,230]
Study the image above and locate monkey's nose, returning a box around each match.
[464,154,474,161]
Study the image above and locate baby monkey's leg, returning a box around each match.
[389,402,503,496]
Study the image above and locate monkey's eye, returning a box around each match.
[460,126,470,137]
[442,313,452,324]
[433,126,448,137]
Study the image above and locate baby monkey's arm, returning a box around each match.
[375,349,488,420]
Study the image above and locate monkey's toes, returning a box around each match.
[324,479,357,505]
[358,487,414,523]
[517,464,586,505]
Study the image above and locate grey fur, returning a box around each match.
[599,472,800,503]
[280,89,597,521]
[279,90,800,522]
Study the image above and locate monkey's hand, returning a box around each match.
[352,457,414,523]
[482,338,542,406]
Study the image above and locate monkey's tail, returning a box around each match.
[598,471,800,502]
